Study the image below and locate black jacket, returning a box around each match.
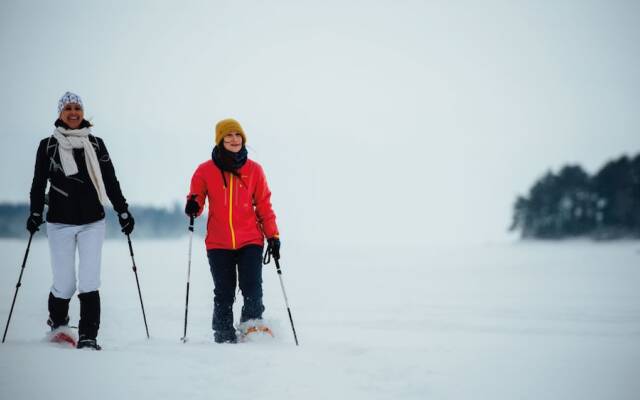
[30,134,128,225]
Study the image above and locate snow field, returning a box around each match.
[1,238,639,399]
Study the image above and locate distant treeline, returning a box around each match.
[0,203,204,239]
[511,153,640,239]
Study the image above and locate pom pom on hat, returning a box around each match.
[58,92,83,114]
[215,118,246,145]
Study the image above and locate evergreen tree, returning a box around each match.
[555,165,596,236]
[511,153,640,239]
[593,156,635,233]
[520,171,563,238]
[631,154,640,233]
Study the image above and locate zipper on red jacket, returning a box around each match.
[228,174,236,249]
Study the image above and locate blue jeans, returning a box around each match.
[207,245,265,332]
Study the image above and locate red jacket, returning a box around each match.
[188,159,278,250]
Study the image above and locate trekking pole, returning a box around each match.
[274,258,299,346]
[181,213,195,343]
[264,247,299,346]
[126,234,150,339]
[2,232,35,343]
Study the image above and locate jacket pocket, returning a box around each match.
[50,184,69,197]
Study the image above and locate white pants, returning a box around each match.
[47,219,106,299]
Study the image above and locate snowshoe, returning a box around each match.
[237,319,274,342]
[76,337,102,351]
[47,327,78,347]
[46,317,77,347]
[47,316,70,330]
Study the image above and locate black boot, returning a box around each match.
[240,295,265,323]
[214,329,238,344]
[77,291,101,349]
[212,301,237,343]
[47,292,70,330]
[77,337,102,350]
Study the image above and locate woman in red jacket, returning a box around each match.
[185,118,280,343]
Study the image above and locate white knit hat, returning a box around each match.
[58,92,83,114]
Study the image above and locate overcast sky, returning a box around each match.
[1,0,639,246]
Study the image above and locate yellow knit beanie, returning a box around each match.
[215,118,246,145]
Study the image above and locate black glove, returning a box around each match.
[118,211,135,235]
[26,213,43,234]
[185,197,200,217]
[267,237,281,260]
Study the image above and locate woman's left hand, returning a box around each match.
[119,211,135,235]
[267,237,281,260]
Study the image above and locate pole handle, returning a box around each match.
[188,194,197,231]
[127,234,134,257]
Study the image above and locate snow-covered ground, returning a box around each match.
[1,238,639,399]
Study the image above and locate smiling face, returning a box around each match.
[222,131,244,153]
[59,103,84,129]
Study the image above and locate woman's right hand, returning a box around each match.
[185,197,200,217]
[26,213,43,234]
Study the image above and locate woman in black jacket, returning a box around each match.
[28,92,134,350]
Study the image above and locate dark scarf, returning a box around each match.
[212,145,248,186]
